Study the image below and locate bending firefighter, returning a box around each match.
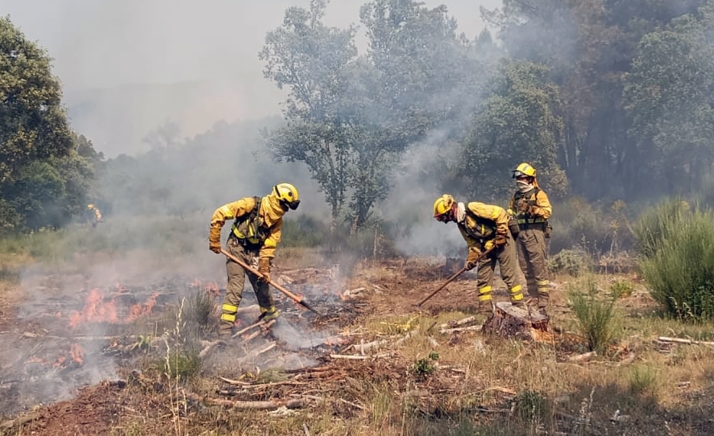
[209,183,300,338]
[433,195,524,312]
[509,163,552,316]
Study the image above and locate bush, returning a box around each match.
[638,207,714,320]
[610,280,634,299]
[514,390,552,430]
[548,249,590,276]
[569,276,620,354]
[632,198,690,258]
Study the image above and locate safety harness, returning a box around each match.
[513,188,549,230]
[460,207,497,243]
[230,197,271,248]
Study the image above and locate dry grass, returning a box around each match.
[3,251,714,436]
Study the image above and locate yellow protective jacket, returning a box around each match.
[509,187,552,225]
[458,202,510,253]
[209,194,285,260]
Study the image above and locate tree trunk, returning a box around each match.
[482,302,549,338]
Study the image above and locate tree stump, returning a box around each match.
[482,302,549,339]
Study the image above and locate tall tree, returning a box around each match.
[0,17,97,231]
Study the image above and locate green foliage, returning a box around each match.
[411,352,439,377]
[0,18,98,232]
[629,365,658,396]
[610,280,635,299]
[262,0,480,230]
[569,276,621,354]
[155,348,201,381]
[632,198,690,258]
[185,290,217,336]
[460,60,566,201]
[514,390,552,429]
[547,249,589,276]
[638,206,714,320]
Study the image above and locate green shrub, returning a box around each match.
[548,249,590,276]
[638,207,714,320]
[156,348,201,381]
[610,280,634,299]
[632,198,690,259]
[569,276,620,354]
[411,352,439,377]
[514,390,552,430]
[629,365,658,395]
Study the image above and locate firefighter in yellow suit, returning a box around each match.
[87,204,102,227]
[433,194,525,312]
[209,183,300,338]
[509,163,552,317]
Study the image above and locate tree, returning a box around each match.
[624,14,714,194]
[459,61,567,201]
[260,0,357,230]
[0,16,97,231]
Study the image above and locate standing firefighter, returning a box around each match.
[509,163,552,316]
[433,194,525,312]
[209,183,300,338]
[87,204,102,227]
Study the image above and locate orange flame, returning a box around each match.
[69,288,119,328]
[126,292,158,322]
[70,343,85,364]
[69,288,159,328]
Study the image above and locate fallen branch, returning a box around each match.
[236,304,260,314]
[440,325,483,334]
[349,339,389,354]
[218,376,250,386]
[330,352,390,360]
[257,343,277,356]
[199,340,226,359]
[232,320,266,338]
[339,398,366,410]
[191,394,305,410]
[303,423,310,436]
[439,316,478,330]
[0,412,41,430]
[658,336,714,346]
[568,351,597,363]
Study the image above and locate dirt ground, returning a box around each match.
[1,254,714,436]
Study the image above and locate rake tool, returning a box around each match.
[221,248,320,315]
[416,246,495,307]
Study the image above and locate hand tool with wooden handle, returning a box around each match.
[221,248,319,314]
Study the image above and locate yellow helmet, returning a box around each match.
[87,204,95,210]
[512,162,537,179]
[273,183,300,210]
[433,194,455,217]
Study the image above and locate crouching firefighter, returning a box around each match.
[509,163,552,317]
[433,194,525,313]
[209,183,300,338]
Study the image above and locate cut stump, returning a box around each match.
[482,302,549,339]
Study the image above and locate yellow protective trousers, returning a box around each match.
[219,237,274,335]
[516,227,549,308]
[475,232,524,305]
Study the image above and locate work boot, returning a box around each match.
[260,306,280,322]
[477,301,493,315]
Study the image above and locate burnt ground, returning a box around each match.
[1,256,713,435]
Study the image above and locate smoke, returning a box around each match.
[2,0,500,156]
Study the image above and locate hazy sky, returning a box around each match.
[2,0,500,90]
[1,0,501,155]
